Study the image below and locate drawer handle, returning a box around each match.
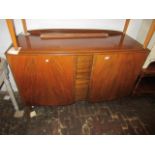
[104,56,110,60]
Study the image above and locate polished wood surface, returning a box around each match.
[143,20,155,49]
[6,19,18,48]
[75,55,93,101]
[6,29,149,106]
[40,32,109,39]
[15,29,147,53]
[7,55,75,105]
[89,52,148,102]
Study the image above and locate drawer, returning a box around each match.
[77,56,93,63]
[75,79,89,86]
[75,87,88,101]
[75,94,87,101]
[76,56,93,69]
[75,55,93,101]
[76,72,91,79]
[77,60,92,69]
[75,79,89,101]
[76,55,93,80]
[75,86,88,95]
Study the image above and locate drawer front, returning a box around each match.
[75,55,93,101]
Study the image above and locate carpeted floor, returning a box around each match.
[0,92,155,135]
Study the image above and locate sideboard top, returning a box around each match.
[13,29,148,54]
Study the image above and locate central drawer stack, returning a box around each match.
[75,55,93,101]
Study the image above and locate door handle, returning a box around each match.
[45,59,49,63]
[104,56,110,60]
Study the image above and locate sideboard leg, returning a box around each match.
[3,74,19,111]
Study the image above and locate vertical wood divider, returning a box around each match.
[123,19,130,34]
[21,19,28,34]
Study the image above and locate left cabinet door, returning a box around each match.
[7,54,76,106]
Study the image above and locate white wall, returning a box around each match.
[137,19,155,49]
[0,19,12,58]
[0,19,154,91]
[0,19,17,90]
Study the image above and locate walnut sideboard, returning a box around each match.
[6,29,149,106]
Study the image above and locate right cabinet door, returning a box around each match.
[89,52,147,102]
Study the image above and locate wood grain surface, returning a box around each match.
[6,29,149,106]
[89,52,148,102]
[7,55,75,105]
[40,32,109,39]
[13,29,148,53]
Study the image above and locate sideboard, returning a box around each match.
[5,29,149,106]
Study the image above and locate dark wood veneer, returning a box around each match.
[7,55,75,105]
[16,29,148,53]
[89,52,148,102]
[6,29,149,106]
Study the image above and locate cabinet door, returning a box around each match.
[89,53,147,102]
[7,55,75,106]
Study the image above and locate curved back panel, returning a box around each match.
[6,19,131,48]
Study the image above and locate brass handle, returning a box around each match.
[45,59,49,63]
[104,56,110,60]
